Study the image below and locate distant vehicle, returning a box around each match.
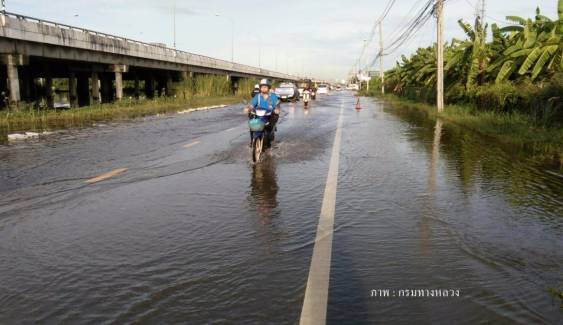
[274,82,299,102]
[317,84,329,95]
[346,84,359,91]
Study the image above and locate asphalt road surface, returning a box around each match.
[1,92,562,324]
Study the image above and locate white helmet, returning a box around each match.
[254,84,259,89]
[259,79,272,88]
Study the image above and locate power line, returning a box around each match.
[363,0,434,70]
[352,0,398,75]
[364,0,458,71]
[384,0,436,55]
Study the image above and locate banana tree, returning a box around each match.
[491,0,562,82]
[446,17,489,89]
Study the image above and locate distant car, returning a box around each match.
[275,82,299,102]
[317,84,329,95]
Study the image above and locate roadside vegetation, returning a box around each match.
[0,75,255,139]
[362,0,563,159]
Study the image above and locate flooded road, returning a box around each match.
[1,93,562,324]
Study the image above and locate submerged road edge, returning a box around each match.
[299,107,344,325]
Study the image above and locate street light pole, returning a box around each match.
[230,18,234,62]
[173,0,176,49]
[215,14,234,63]
[258,36,262,69]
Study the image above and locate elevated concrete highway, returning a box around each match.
[0,11,300,107]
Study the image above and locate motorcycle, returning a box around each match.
[302,89,311,108]
[311,88,317,100]
[248,108,274,163]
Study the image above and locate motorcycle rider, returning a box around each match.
[244,79,280,147]
[303,87,311,108]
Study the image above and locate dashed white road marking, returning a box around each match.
[183,140,201,148]
[85,168,128,184]
[299,107,344,325]
[225,127,236,132]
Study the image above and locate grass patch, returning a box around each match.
[0,95,244,139]
[378,94,563,161]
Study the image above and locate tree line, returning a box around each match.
[375,0,562,127]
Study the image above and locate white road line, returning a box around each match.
[225,127,236,132]
[183,140,200,148]
[300,107,344,325]
[85,168,128,184]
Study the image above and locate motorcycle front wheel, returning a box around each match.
[252,136,264,163]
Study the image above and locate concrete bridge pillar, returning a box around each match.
[19,66,33,102]
[1,54,27,107]
[0,66,7,108]
[45,76,54,109]
[166,72,173,97]
[115,71,123,100]
[110,65,127,101]
[77,74,90,106]
[145,76,155,99]
[6,63,20,106]
[91,72,100,103]
[100,74,113,103]
[69,72,78,107]
[133,74,140,99]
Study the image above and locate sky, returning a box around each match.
[6,0,558,81]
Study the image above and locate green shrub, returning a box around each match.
[470,82,519,112]
[235,78,257,97]
[171,75,232,98]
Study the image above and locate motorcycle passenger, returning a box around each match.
[251,84,260,98]
[244,79,280,147]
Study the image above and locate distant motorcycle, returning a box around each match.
[302,89,311,108]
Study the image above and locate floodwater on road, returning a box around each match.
[0,93,562,324]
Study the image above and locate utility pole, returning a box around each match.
[361,39,367,92]
[435,0,444,112]
[231,20,234,63]
[173,0,176,49]
[258,36,261,69]
[477,0,485,20]
[379,21,385,95]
